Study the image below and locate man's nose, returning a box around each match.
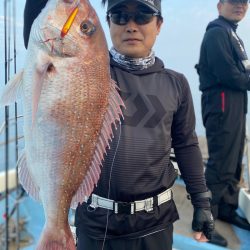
[125,20,138,32]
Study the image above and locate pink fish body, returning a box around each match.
[0,0,124,249]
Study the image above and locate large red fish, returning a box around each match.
[0,0,124,249]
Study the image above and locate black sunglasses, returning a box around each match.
[108,11,160,25]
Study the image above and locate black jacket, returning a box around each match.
[197,16,250,92]
[75,57,209,239]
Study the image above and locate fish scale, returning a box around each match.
[0,0,124,249]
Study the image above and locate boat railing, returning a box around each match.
[0,115,24,195]
[0,115,24,148]
[0,112,29,250]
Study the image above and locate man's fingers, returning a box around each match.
[203,222,214,240]
[193,231,202,241]
[193,232,209,242]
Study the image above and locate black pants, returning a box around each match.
[202,88,246,218]
[76,225,173,250]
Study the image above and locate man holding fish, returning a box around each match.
[19,0,214,249]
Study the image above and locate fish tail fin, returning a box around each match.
[0,70,24,106]
[36,225,76,250]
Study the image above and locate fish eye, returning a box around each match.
[80,20,96,36]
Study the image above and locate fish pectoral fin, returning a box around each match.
[32,52,54,126]
[18,151,41,202]
[0,71,24,107]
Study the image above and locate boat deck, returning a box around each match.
[173,180,250,250]
[1,180,249,250]
[0,179,250,250]
[1,136,250,250]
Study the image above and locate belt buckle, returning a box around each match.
[144,198,153,212]
[89,194,98,210]
[114,202,133,215]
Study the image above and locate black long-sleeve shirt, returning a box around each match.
[75,57,209,239]
[198,16,250,92]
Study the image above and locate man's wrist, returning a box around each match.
[187,190,212,208]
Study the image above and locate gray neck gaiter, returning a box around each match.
[110,47,155,71]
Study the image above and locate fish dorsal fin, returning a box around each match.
[0,71,24,106]
[18,151,41,202]
[70,79,124,208]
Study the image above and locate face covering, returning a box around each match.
[110,47,155,71]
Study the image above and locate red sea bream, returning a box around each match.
[0,0,124,249]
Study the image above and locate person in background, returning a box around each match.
[196,0,250,247]
[24,0,215,249]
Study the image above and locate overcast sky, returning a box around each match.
[0,0,250,135]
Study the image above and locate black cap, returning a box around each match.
[107,0,161,14]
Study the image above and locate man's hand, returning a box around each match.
[192,207,214,242]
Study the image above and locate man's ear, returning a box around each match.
[217,2,222,14]
[156,19,163,35]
